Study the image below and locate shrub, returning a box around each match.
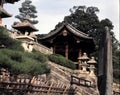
[0,49,50,75]
[0,26,24,51]
[0,52,11,69]
[48,54,76,70]
[0,26,50,75]
[25,52,48,63]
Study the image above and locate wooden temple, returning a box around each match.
[12,15,38,52]
[39,22,95,62]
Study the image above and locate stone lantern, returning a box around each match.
[87,57,96,77]
[78,53,89,73]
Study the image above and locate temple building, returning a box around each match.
[38,22,95,62]
[12,16,38,52]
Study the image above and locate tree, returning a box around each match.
[112,38,120,83]
[15,0,38,24]
[65,6,100,33]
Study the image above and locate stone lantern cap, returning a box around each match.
[87,57,97,64]
[78,53,89,60]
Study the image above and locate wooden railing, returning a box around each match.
[0,77,75,95]
[70,75,92,87]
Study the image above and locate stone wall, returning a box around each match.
[33,42,53,55]
[47,61,100,95]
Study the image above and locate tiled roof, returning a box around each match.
[0,6,12,18]
[12,20,38,32]
[39,22,93,40]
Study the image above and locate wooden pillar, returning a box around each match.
[65,44,68,59]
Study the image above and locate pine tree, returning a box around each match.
[15,0,38,24]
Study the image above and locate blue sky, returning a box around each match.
[3,0,119,40]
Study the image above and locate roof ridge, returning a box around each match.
[66,23,89,37]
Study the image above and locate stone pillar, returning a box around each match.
[82,61,88,72]
[65,44,68,59]
[88,57,96,77]
[28,44,33,52]
[22,42,28,51]
[78,53,89,73]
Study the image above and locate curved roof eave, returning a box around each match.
[66,23,93,40]
[38,22,93,40]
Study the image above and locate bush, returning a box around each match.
[48,54,76,70]
[0,26,24,51]
[0,26,50,75]
[0,52,11,68]
[0,49,50,75]
[25,51,48,63]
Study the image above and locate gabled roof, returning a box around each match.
[39,22,93,40]
[12,20,38,32]
[0,6,12,18]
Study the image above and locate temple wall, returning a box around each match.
[33,42,53,55]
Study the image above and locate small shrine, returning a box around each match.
[12,15,38,52]
[38,22,95,62]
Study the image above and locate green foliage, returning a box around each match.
[113,40,120,83]
[15,0,38,24]
[26,51,48,63]
[0,29,49,75]
[0,26,24,51]
[0,49,50,75]
[51,6,114,47]
[48,54,76,70]
[65,6,100,33]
